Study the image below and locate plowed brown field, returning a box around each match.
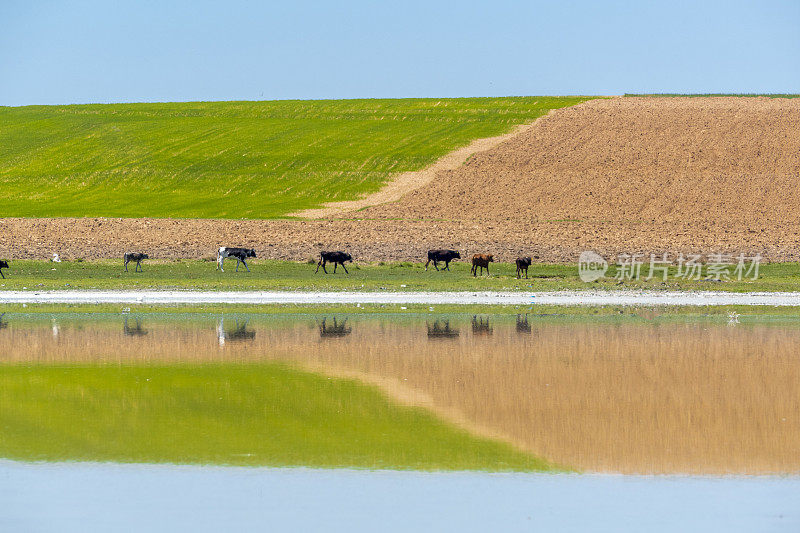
[2,96,799,262]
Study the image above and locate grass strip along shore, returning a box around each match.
[0,259,798,293]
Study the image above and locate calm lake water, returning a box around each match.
[4,461,799,533]
[1,310,799,531]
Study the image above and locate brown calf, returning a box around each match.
[471,254,494,276]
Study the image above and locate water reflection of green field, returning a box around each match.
[0,363,557,472]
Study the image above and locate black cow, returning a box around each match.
[0,260,8,279]
[425,249,460,271]
[315,251,352,274]
[124,252,148,272]
[516,257,532,279]
[217,247,256,272]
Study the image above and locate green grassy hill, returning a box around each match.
[0,97,593,218]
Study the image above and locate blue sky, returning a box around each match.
[1,0,798,106]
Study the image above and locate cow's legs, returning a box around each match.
[218,255,225,272]
[341,262,349,274]
[333,263,337,273]
[0,270,4,279]
[235,258,240,272]
[444,260,450,271]
[243,259,250,272]
[471,264,476,276]
[434,260,440,271]
[424,259,430,271]
[124,258,129,272]
[136,261,142,272]
[315,259,322,273]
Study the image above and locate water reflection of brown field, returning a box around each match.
[3,317,799,474]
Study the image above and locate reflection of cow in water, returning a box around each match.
[516,314,531,334]
[217,318,256,345]
[0,313,7,331]
[471,316,493,335]
[123,317,148,336]
[319,317,352,338]
[426,319,459,339]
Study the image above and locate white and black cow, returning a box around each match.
[124,252,148,272]
[217,247,257,272]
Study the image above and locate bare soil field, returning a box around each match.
[3,97,799,263]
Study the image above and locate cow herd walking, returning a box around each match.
[0,248,534,279]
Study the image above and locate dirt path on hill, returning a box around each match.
[288,111,571,218]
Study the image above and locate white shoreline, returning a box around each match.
[2,290,800,306]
